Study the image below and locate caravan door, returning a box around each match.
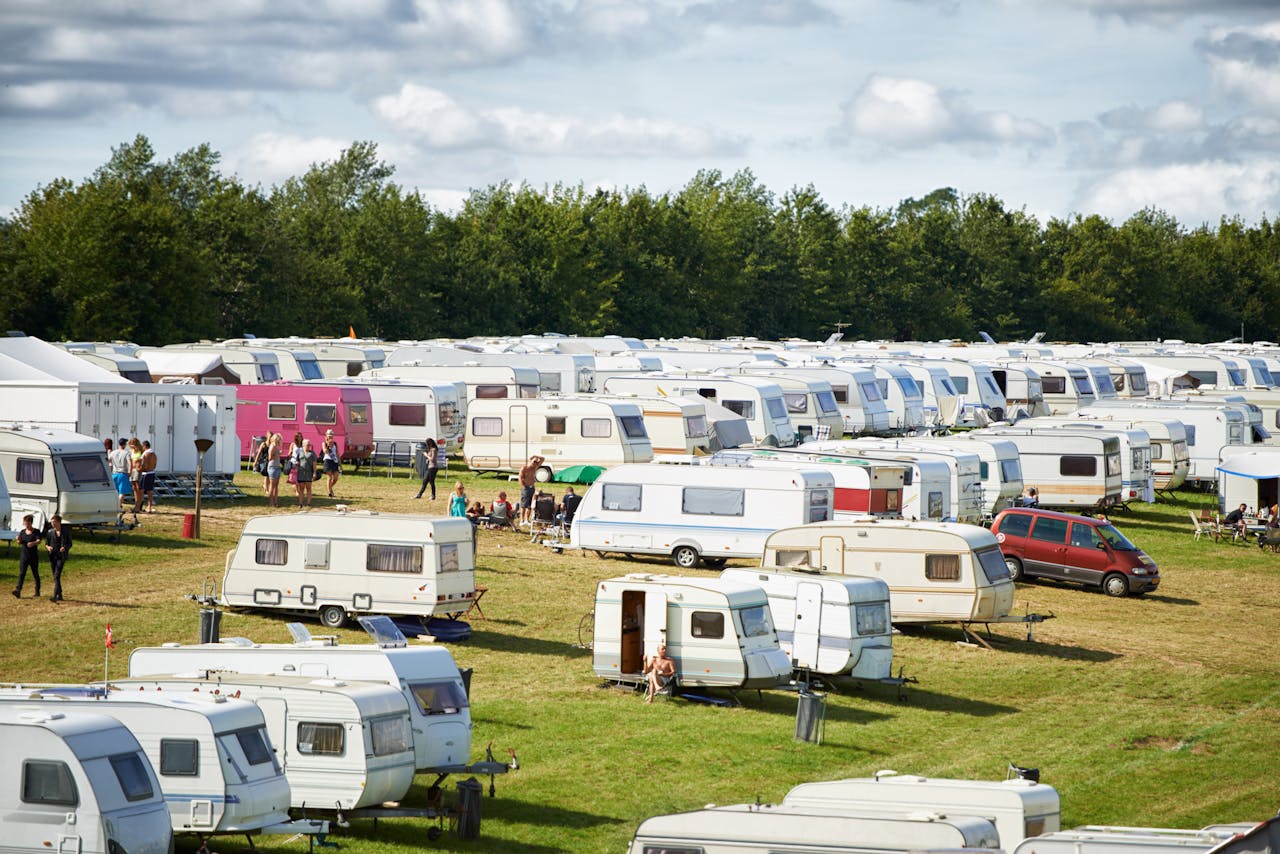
[644,590,667,657]
[820,536,845,573]
[792,582,823,669]
[508,405,528,467]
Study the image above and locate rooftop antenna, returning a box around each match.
[978,331,996,344]
[1027,332,1045,344]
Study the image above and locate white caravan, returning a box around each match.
[1079,400,1249,485]
[1011,826,1244,854]
[591,573,793,690]
[719,567,894,682]
[464,396,653,479]
[793,445,953,521]
[972,427,1124,509]
[762,519,1016,625]
[1052,413,1189,492]
[803,438,984,524]
[568,462,835,568]
[740,364,889,435]
[304,376,465,452]
[986,364,1051,418]
[221,511,479,629]
[915,358,1008,425]
[734,370,845,440]
[919,434,1025,516]
[110,674,414,813]
[856,361,928,432]
[0,707,172,854]
[629,802,1000,854]
[1091,356,1152,399]
[1010,418,1155,504]
[1215,449,1280,516]
[603,373,798,447]
[156,345,282,383]
[1000,359,1097,414]
[385,345,596,394]
[885,362,967,427]
[784,770,1061,849]
[130,621,475,772]
[0,686,295,836]
[598,394,714,456]
[0,427,119,529]
[364,364,541,402]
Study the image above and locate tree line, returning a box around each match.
[3,135,1278,346]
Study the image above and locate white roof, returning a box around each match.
[0,337,128,383]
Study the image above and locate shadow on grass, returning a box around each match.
[1139,593,1200,605]
[466,629,587,658]
[841,683,1018,716]
[897,624,1121,662]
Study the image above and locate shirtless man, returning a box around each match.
[518,455,545,524]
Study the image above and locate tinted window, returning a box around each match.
[409,680,470,716]
[64,454,109,485]
[388,403,426,427]
[690,611,724,639]
[738,605,771,638]
[1030,517,1069,544]
[815,390,839,414]
[1042,376,1066,395]
[110,752,155,802]
[235,726,273,766]
[976,547,1012,582]
[160,739,199,776]
[895,376,921,398]
[1070,522,1103,549]
[765,397,788,420]
[724,400,754,419]
[619,415,647,439]
[1061,455,1097,476]
[951,376,970,394]
[1098,524,1139,551]
[305,404,337,425]
[22,760,77,805]
[371,716,410,756]
[998,512,1032,538]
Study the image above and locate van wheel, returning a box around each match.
[703,557,728,569]
[1004,555,1024,581]
[672,546,701,569]
[319,605,347,628]
[1102,573,1129,598]
[535,466,553,483]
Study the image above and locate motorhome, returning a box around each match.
[234,383,373,464]
[599,394,715,456]
[0,427,119,529]
[0,686,295,835]
[302,376,465,454]
[109,674,415,813]
[464,396,653,479]
[1078,400,1249,485]
[971,427,1124,509]
[385,345,596,394]
[783,770,1061,849]
[761,519,1016,626]
[603,373,798,447]
[221,511,479,629]
[0,707,172,854]
[591,573,793,690]
[719,568,894,682]
[629,802,1001,854]
[1010,826,1243,854]
[364,364,541,403]
[129,619,475,773]
[752,362,899,434]
[568,462,835,568]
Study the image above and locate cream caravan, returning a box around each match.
[0,427,119,530]
[596,394,714,456]
[972,427,1124,509]
[364,364,540,402]
[464,397,653,479]
[762,519,1016,625]
[603,373,798,447]
[591,573,793,690]
[221,511,478,629]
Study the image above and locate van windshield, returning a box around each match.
[409,680,470,716]
[1097,524,1138,551]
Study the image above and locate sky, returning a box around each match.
[4,0,1280,227]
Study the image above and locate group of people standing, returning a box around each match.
[105,436,157,516]
[250,430,343,508]
[12,512,70,602]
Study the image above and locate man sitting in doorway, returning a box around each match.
[643,644,677,703]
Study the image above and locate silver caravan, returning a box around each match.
[385,344,596,394]
[0,686,296,836]
[604,373,798,447]
[919,434,1025,517]
[1054,413,1189,492]
[0,707,172,854]
[1011,826,1245,854]
[741,363,891,435]
[629,802,1000,854]
[914,357,1008,425]
[364,364,541,402]
[1010,419,1154,504]
[0,427,119,529]
[784,770,1061,849]
[591,573,793,690]
[599,394,715,456]
[221,511,479,629]
[1002,359,1097,414]
[986,364,1050,418]
[734,370,845,441]
[719,567,894,682]
[762,520,1016,626]
[130,620,475,773]
[110,674,414,813]
[1079,400,1248,485]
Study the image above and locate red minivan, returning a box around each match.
[990,507,1159,597]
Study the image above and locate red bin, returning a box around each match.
[182,512,196,539]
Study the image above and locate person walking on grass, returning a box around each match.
[13,514,40,598]
[414,437,439,500]
[294,439,318,508]
[45,514,70,603]
[321,430,341,498]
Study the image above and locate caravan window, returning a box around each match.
[976,546,1012,582]
[582,418,612,438]
[831,385,850,404]
[409,680,470,716]
[619,415,647,439]
[765,396,788,421]
[297,722,344,756]
[1184,426,1197,446]
[724,400,754,419]
[439,543,460,573]
[15,457,43,484]
[896,376,921,398]
[815,390,839,414]
[389,403,426,427]
[1000,458,1022,483]
[983,375,1002,396]
[684,414,708,438]
[1072,374,1093,394]
[927,492,943,518]
[234,727,273,766]
[690,611,725,639]
[370,716,410,757]
[305,404,337,425]
[21,760,78,806]
[518,385,540,399]
[951,376,970,394]
[683,487,745,516]
[773,549,811,567]
[860,381,884,403]
[602,483,642,511]
[160,739,199,776]
[1042,376,1066,395]
[1060,456,1097,477]
[738,605,772,638]
[439,402,457,427]
[546,417,567,435]
[471,417,503,437]
[109,753,155,802]
[64,454,109,484]
[808,489,831,523]
[255,539,288,565]
[348,404,369,424]
[924,553,962,581]
[1106,453,1122,477]
[475,385,508,399]
[268,402,296,420]
[784,393,808,414]
[367,544,423,573]
[856,603,889,636]
[1130,373,1148,393]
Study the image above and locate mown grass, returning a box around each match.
[1,467,1277,853]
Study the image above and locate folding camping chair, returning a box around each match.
[529,492,563,543]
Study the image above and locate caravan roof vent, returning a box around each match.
[220,637,255,647]
[18,711,64,722]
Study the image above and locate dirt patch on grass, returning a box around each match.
[1129,735,1212,754]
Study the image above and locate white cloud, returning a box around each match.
[1100,100,1204,132]
[226,132,354,187]
[835,75,1053,149]
[1077,159,1280,225]
[373,82,741,157]
[0,80,131,118]
[1200,21,1280,114]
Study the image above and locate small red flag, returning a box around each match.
[105,624,115,649]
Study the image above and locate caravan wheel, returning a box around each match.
[319,605,348,628]
[672,546,701,569]
[535,466,553,483]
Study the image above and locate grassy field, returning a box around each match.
[1,466,1277,853]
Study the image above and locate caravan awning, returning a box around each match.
[1216,453,1280,479]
